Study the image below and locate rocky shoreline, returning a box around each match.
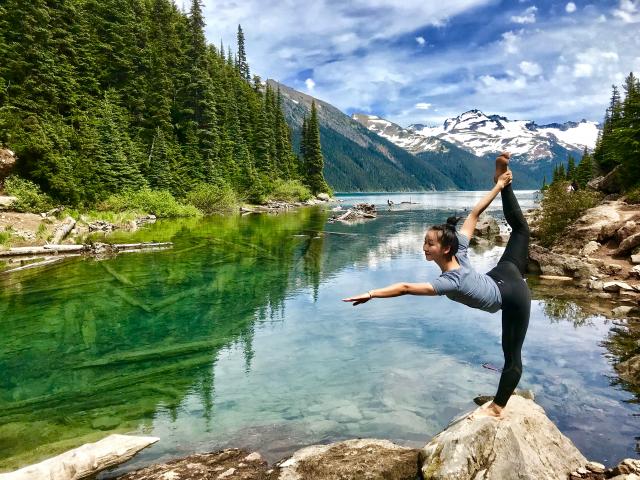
[6,397,639,480]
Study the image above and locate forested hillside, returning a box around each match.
[272,81,456,192]
[0,0,328,208]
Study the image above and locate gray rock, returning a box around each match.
[587,165,622,194]
[474,214,500,238]
[586,461,606,473]
[603,281,634,292]
[581,241,600,256]
[278,439,419,480]
[631,255,640,264]
[617,221,638,242]
[316,193,330,201]
[616,232,640,256]
[420,396,586,480]
[612,305,633,317]
[604,263,624,275]
[117,449,270,480]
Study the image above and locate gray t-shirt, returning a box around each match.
[430,231,502,313]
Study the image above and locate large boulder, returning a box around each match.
[0,148,16,186]
[474,214,500,238]
[420,396,587,480]
[528,244,599,279]
[277,439,419,480]
[587,165,622,194]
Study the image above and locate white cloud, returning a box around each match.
[305,78,316,90]
[519,61,542,76]
[566,2,577,13]
[511,6,537,24]
[478,75,528,93]
[201,0,639,126]
[573,63,593,77]
[415,102,432,110]
[613,0,640,22]
[501,30,522,54]
[416,36,426,45]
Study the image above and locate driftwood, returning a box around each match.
[0,245,86,257]
[1,257,68,274]
[0,434,159,480]
[51,216,76,243]
[0,242,173,260]
[330,203,377,223]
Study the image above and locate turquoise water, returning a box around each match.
[0,192,636,474]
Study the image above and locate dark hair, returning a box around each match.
[429,216,462,259]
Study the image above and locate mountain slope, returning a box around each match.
[353,111,599,188]
[269,80,456,192]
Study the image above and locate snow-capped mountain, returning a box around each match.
[353,110,599,163]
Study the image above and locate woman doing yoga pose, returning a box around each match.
[343,153,531,419]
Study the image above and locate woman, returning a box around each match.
[343,153,531,419]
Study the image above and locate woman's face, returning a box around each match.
[423,229,448,262]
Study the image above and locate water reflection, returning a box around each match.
[1,192,638,473]
[0,208,329,470]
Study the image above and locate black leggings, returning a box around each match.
[486,184,531,407]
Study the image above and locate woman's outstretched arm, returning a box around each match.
[460,171,512,239]
[343,282,436,306]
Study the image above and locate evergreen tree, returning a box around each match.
[566,155,576,181]
[303,101,330,194]
[236,25,250,82]
[574,148,594,189]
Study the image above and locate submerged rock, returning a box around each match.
[118,449,274,480]
[277,439,419,480]
[420,396,586,480]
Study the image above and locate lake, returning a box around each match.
[0,191,636,475]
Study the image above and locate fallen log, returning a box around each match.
[113,242,173,250]
[0,245,86,257]
[0,434,159,480]
[1,257,67,274]
[51,216,76,243]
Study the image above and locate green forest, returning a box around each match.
[0,0,329,214]
[547,72,640,192]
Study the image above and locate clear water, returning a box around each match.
[0,192,636,474]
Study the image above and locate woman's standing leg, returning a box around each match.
[493,277,531,407]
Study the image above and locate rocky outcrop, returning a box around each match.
[420,396,586,480]
[1,434,158,480]
[277,439,419,480]
[569,458,640,479]
[587,165,622,194]
[528,244,598,279]
[117,449,275,480]
[0,148,16,186]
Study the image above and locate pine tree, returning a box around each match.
[303,101,330,194]
[566,155,576,181]
[236,25,250,82]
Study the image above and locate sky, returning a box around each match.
[198,0,640,127]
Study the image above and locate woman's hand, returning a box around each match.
[342,292,372,306]
[496,170,512,189]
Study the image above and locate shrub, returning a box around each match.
[99,188,200,217]
[4,176,54,213]
[268,179,313,203]
[0,229,12,247]
[186,182,238,215]
[624,186,640,204]
[537,181,601,247]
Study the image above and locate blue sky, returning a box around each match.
[199,0,640,126]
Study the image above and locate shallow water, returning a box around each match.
[0,192,637,474]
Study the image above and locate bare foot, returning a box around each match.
[467,402,504,421]
[494,152,511,183]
